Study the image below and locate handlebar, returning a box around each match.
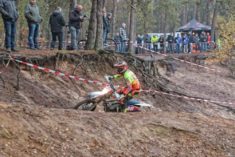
[104,75,123,100]
[104,75,116,91]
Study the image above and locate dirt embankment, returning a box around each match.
[0,104,235,157]
[0,50,235,157]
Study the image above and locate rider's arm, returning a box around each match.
[113,74,122,79]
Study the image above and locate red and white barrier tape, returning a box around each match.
[8,57,235,106]
[134,45,222,73]
[142,89,235,105]
[13,58,108,86]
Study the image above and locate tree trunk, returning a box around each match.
[128,0,136,54]
[70,0,77,11]
[103,0,107,7]
[143,12,147,32]
[200,0,205,23]
[111,0,117,38]
[187,0,190,22]
[95,0,104,50]
[182,5,187,25]
[86,0,97,49]
[163,7,167,52]
[195,0,200,21]
[15,0,19,47]
[205,0,210,25]
[211,0,218,42]
[160,11,163,32]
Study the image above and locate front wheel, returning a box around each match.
[74,99,96,111]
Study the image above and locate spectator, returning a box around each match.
[176,34,182,53]
[144,34,151,50]
[207,32,211,49]
[166,34,174,53]
[103,10,112,45]
[119,22,128,53]
[151,35,158,52]
[183,34,189,53]
[114,32,121,53]
[193,33,200,52]
[25,0,43,50]
[188,32,194,53]
[136,34,144,54]
[0,0,19,53]
[136,34,143,45]
[69,4,86,50]
[159,35,165,53]
[200,32,207,51]
[49,7,65,50]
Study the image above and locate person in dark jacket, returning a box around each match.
[119,23,128,53]
[188,32,194,53]
[136,34,144,54]
[166,34,174,53]
[114,32,121,53]
[103,11,112,45]
[24,0,43,50]
[144,34,151,50]
[69,4,86,50]
[200,32,207,51]
[159,35,165,53]
[0,0,19,52]
[49,7,65,50]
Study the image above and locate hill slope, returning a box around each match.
[0,51,235,157]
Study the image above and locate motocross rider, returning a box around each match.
[109,61,141,111]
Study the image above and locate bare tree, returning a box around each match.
[86,0,97,49]
[128,0,136,54]
[95,0,105,50]
[70,0,77,11]
[211,0,219,41]
[205,0,211,25]
[111,0,117,37]
[195,0,200,20]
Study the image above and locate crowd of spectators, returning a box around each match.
[135,32,221,54]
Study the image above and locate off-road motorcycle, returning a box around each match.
[73,76,153,112]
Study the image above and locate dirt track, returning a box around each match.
[1,104,235,157]
[0,50,235,157]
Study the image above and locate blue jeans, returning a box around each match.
[3,20,16,49]
[146,43,151,50]
[28,23,39,49]
[202,42,207,51]
[120,40,126,53]
[103,28,109,44]
[70,26,80,50]
[176,44,181,53]
[126,99,140,107]
[168,43,174,53]
[115,42,121,52]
